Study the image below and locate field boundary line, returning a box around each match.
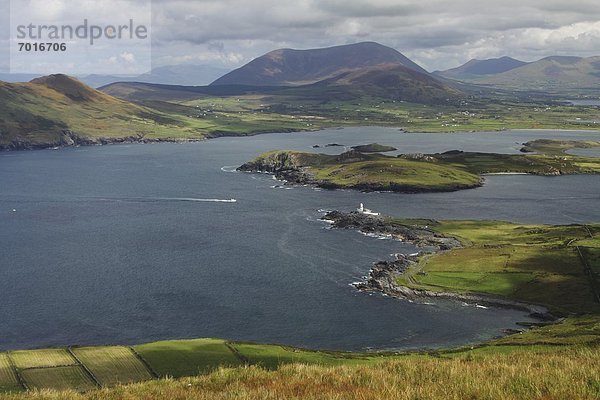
[17,364,80,371]
[67,347,101,388]
[583,225,593,239]
[128,347,159,379]
[575,246,600,303]
[225,342,250,365]
[5,352,28,391]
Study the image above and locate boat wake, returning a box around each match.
[155,197,237,203]
[85,196,237,204]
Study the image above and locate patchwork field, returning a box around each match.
[9,350,76,370]
[392,220,600,315]
[19,366,96,392]
[70,347,153,387]
[0,354,21,393]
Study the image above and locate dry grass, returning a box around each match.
[2,346,599,399]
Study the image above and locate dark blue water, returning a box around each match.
[1,127,599,351]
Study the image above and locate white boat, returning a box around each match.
[357,203,380,216]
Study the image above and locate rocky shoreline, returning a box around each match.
[238,150,484,193]
[0,130,205,152]
[322,210,556,322]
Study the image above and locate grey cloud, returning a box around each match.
[315,0,423,18]
[82,0,600,71]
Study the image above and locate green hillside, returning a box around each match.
[0,75,208,149]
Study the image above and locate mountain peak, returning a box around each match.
[30,74,102,102]
[210,42,427,86]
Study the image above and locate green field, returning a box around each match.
[9,349,76,370]
[230,344,383,370]
[19,366,96,392]
[70,347,153,387]
[134,339,243,378]
[310,157,483,191]
[390,219,600,315]
[0,355,20,393]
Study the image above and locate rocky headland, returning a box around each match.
[322,210,555,321]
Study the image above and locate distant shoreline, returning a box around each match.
[4,125,600,152]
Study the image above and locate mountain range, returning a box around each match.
[0,64,231,88]
[3,41,600,150]
[435,57,527,80]
[103,42,462,104]
[436,56,600,93]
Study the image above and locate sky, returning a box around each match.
[3,0,600,74]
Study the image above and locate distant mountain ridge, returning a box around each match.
[437,55,600,93]
[0,65,231,88]
[211,42,428,86]
[82,64,231,88]
[436,57,528,79]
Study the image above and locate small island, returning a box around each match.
[351,143,398,153]
[238,140,600,193]
[520,139,600,154]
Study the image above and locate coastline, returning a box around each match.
[5,125,600,153]
[0,130,207,152]
[322,210,557,323]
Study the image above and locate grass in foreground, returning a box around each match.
[2,346,600,400]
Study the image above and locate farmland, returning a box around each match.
[70,347,153,387]
[1,347,155,392]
